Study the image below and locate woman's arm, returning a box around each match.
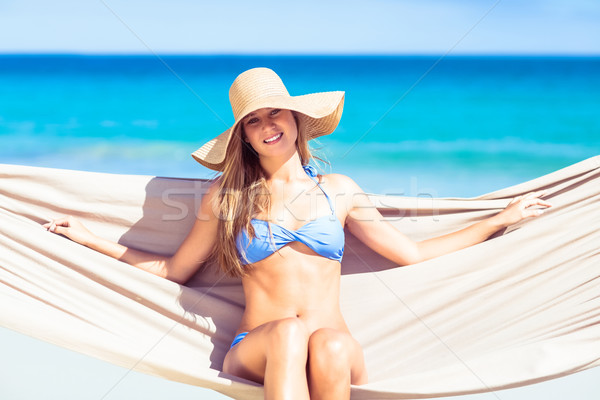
[336,175,551,266]
[413,192,550,262]
[43,181,221,284]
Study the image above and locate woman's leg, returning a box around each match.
[223,317,310,400]
[307,328,368,400]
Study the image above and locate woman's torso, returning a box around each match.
[235,170,349,335]
[238,247,348,334]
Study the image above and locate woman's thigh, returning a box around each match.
[222,317,309,384]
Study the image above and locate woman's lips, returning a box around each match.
[264,132,283,144]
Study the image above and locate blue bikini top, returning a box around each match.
[236,165,345,265]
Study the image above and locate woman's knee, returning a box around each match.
[308,329,368,384]
[265,317,309,357]
[308,328,353,370]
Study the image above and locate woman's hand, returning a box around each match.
[43,216,97,247]
[492,191,553,229]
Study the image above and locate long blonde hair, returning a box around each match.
[212,112,315,277]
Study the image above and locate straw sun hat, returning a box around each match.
[191,67,345,171]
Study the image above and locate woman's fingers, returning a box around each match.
[510,191,552,209]
[42,220,57,232]
[518,191,546,202]
[517,196,553,220]
[531,198,553,208]
[508,195,521,205]
[51,216,72,226]
[521,196,553,209]
[523,207,547,218]
[52,225,71,236]
[44,216,74,232]
[509,190,539,204]
[42,216,94,246]
[500,191,553,226]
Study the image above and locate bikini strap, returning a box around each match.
[302,165,335,214]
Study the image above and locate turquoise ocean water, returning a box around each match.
[1,55,599,196]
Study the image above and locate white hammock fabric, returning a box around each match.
[1,157,599,399]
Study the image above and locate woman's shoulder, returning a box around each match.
[191,176,224,222]
[199,177,222,206]
[320,172,363,194]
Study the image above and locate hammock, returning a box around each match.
[1,157,599,400]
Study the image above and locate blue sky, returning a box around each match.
[0,0,599,54]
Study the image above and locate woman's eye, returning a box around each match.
[270,109,281,116]
[246,117,258,125]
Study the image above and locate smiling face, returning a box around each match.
[241,108,298,159]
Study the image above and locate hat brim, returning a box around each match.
[192,91,344,171]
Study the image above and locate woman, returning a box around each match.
[44,67,551,400]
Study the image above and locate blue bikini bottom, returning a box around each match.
[230,332,249,349]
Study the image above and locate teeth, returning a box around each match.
[264,133,282,143]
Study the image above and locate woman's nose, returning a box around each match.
[261,120,276,131]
